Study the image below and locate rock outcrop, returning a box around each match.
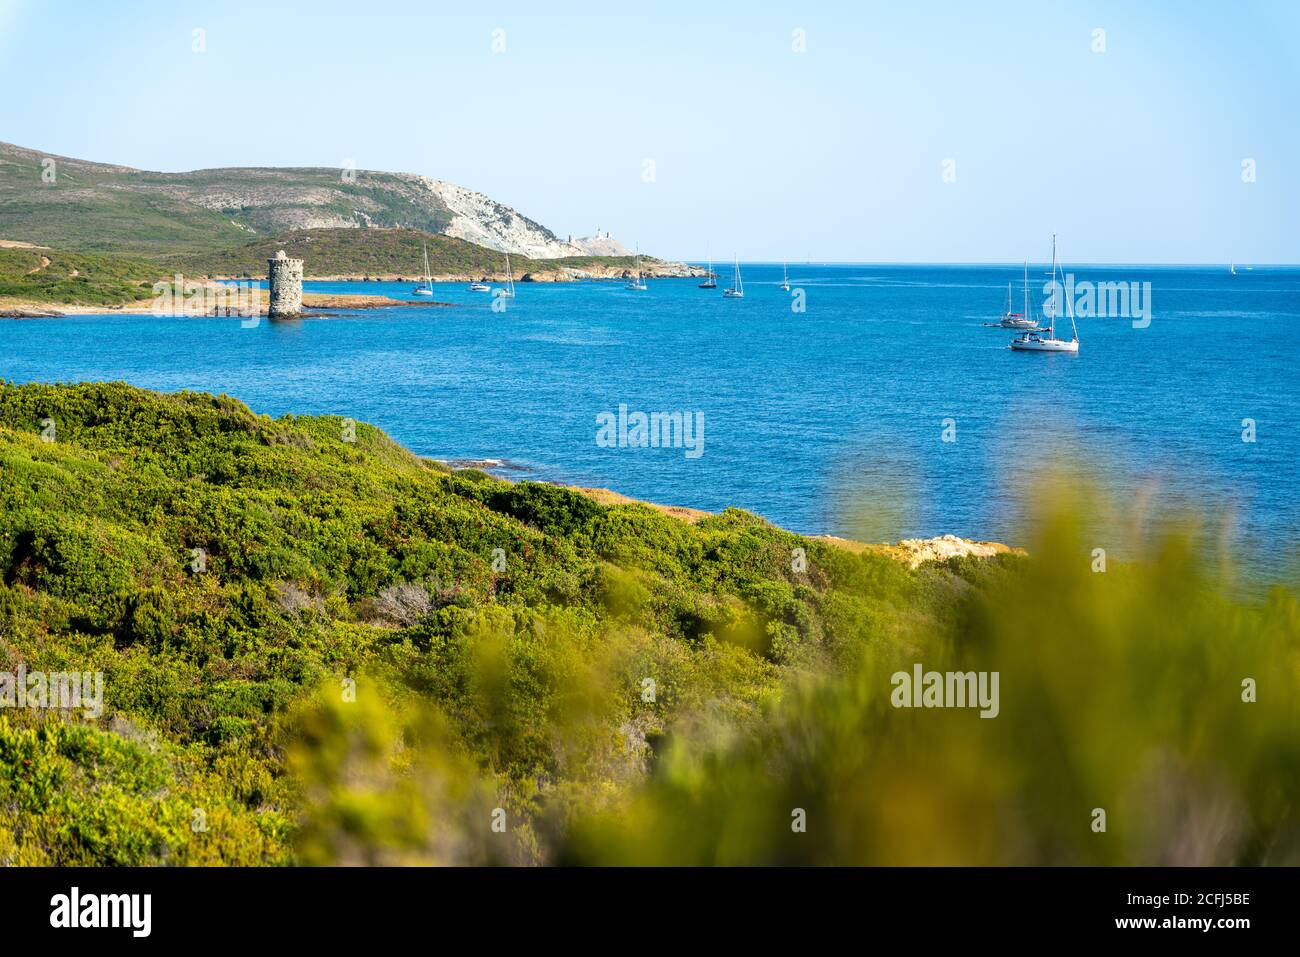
[406,175,577,258]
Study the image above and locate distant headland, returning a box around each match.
[0,141,703,313]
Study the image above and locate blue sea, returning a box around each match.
[4,264,1298,583]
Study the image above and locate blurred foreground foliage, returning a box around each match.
[0,382,1295,864]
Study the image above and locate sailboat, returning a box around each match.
[779,260,790,292]
[497,253,516,298]
[698,252,717,289]
[626,245,648,290]
[1230,259,1237,276]
[997,276,1038,329]
[723,255,744,298]
[412,243,435,296]
[1010,235,1079,353]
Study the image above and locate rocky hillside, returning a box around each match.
[566,232,633,257]
[0,141,583,258]
[165,228,703,282]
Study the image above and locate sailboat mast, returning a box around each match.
[1023,261,1029,324]
[1059,239,1078,342]
[1048,234,1058,337]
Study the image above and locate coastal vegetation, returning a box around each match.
[0,231,677,308]
[1,382,1295,865]
[164,228,657,281]
[0,247,157,307]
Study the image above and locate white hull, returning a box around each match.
[469,283,491,292]
[412,288,434,296]
[1010,337,1078,353]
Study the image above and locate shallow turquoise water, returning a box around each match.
[4,263,1297,582]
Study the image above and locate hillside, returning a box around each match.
[0,231,699,310]
[0,244,158,307]
[166,228,694,281]
[0,382,1294,866]
[0,141,576,258]
[0,381,931,864]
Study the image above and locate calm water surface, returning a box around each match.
[4,264,1297,582]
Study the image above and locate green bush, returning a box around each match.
[1,381,1293,865]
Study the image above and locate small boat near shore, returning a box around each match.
[469,279,491,292]
[699,252,717,289]
[497,253,516,298]
[412,243,435,296]
[626,245,648,290]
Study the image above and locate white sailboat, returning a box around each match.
[997,275,1038,329]
[779,260,790,292]
[497,252,516,298]
[1230,259,1237,276]
[626,245,648,290]
[1010,235,1079,353]
[723,255,744,298]
[699,251,717,289]
[412,243,435,296]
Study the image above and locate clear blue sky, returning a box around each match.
[2,0,1296,263]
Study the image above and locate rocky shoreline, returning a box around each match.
[446,478,1023,568]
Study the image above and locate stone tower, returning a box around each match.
[267,250,303,319]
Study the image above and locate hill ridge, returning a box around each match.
[0,140,586,258]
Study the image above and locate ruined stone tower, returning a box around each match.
[267,250,303,319]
